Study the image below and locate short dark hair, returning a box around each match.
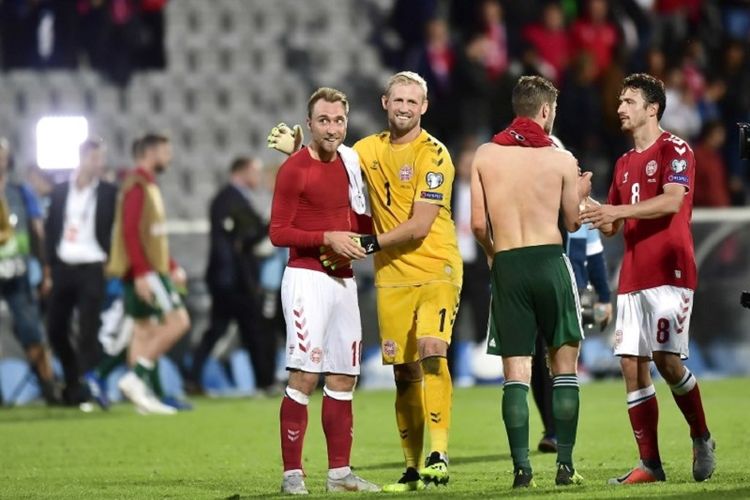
[622,73,666,120]
[134,133,169,159]
[512,75,559,118]
[230,156,252,173]
[307,87,349,119]
[79,137,104,157]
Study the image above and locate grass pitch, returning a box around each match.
[1,378,748,499]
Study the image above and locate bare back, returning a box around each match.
[474,144,579,252]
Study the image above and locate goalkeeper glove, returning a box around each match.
[267,122,303,155]
[353,234,380,255]
[319,246,351,271]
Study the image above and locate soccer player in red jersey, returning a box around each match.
[582,73,716,485]
[269,87,379,495]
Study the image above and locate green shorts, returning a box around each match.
[124,272,183,320]
[487,245,583,357]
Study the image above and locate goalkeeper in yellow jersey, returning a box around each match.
[268,71,462,492]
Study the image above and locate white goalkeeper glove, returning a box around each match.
[267,122,303,155]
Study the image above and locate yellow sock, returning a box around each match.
[394,378,425,469]
[422,356,452,455]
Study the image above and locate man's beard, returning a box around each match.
[154,162,166,174]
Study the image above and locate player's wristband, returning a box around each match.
[357,234,381,255]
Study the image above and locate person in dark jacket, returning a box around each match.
[44,137,118,405]
[189,157,277,394]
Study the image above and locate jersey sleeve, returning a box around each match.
[413,139,454,206]
[606,160,622,205]
[269,157,325,248]
[660,136,693,192]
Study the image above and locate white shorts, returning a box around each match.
[281,267,362,375]
[613,285,693,359]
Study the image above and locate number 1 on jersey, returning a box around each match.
[385,181,391,206]
[438,308,447,332]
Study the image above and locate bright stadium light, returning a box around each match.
[36,116,89,170]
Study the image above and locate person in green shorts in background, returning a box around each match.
[107,133,191,415]
[470,76,592,488]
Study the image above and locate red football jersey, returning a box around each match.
[269,147,357,278]
[607,131,697,293]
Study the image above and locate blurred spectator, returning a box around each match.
[447,140,489,374]
[522,2,570,85]
[721,0,750,41]
[645,47,668,82]
[0,138,58,404]
[388,0,438,67]
[44,138,117,405]
[557,52,602,158]
[477,0,510,81]
[718,40,750,205]
[681,39,707,100]
[599,50,630,166]
[188,157,277,395]
[0,0,169,83]
[405,18,460,146]
[568,0,618,79]
[454,34,494,138]
[661,67,702,141]
[652,0,702,56]
[693,121,731,208]
[0,0,77,69]
[698,76,727,123]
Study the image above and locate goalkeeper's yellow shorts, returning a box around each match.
[376,282,461,365]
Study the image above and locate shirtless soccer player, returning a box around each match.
[470,75,592,488]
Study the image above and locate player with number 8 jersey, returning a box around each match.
[581,73,714,486]
[606,131,696,293]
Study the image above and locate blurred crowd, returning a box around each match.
[0,0,167,84]
[379,0,750,205]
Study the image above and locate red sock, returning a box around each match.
[280,396,308,472]
[672,384,709,439]
[322,394,353,469]
[628,396,661,465]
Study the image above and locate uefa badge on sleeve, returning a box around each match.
[671,158,687,173]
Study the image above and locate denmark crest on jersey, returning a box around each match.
[645,160,658,177]
[399,164,413,181]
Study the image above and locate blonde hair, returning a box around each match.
[307,87,349,118]
[384,71,428,100]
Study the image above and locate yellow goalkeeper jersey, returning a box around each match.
[353,129,462,287]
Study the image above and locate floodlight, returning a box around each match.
[36,116,89,170]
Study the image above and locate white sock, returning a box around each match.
[323,386,353,401]
[283,469,303,478]
[328,466,351,480]
[285,387,310,405]
[136,357,154,369]
[670,368,696,395]
[626,384,656,409]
